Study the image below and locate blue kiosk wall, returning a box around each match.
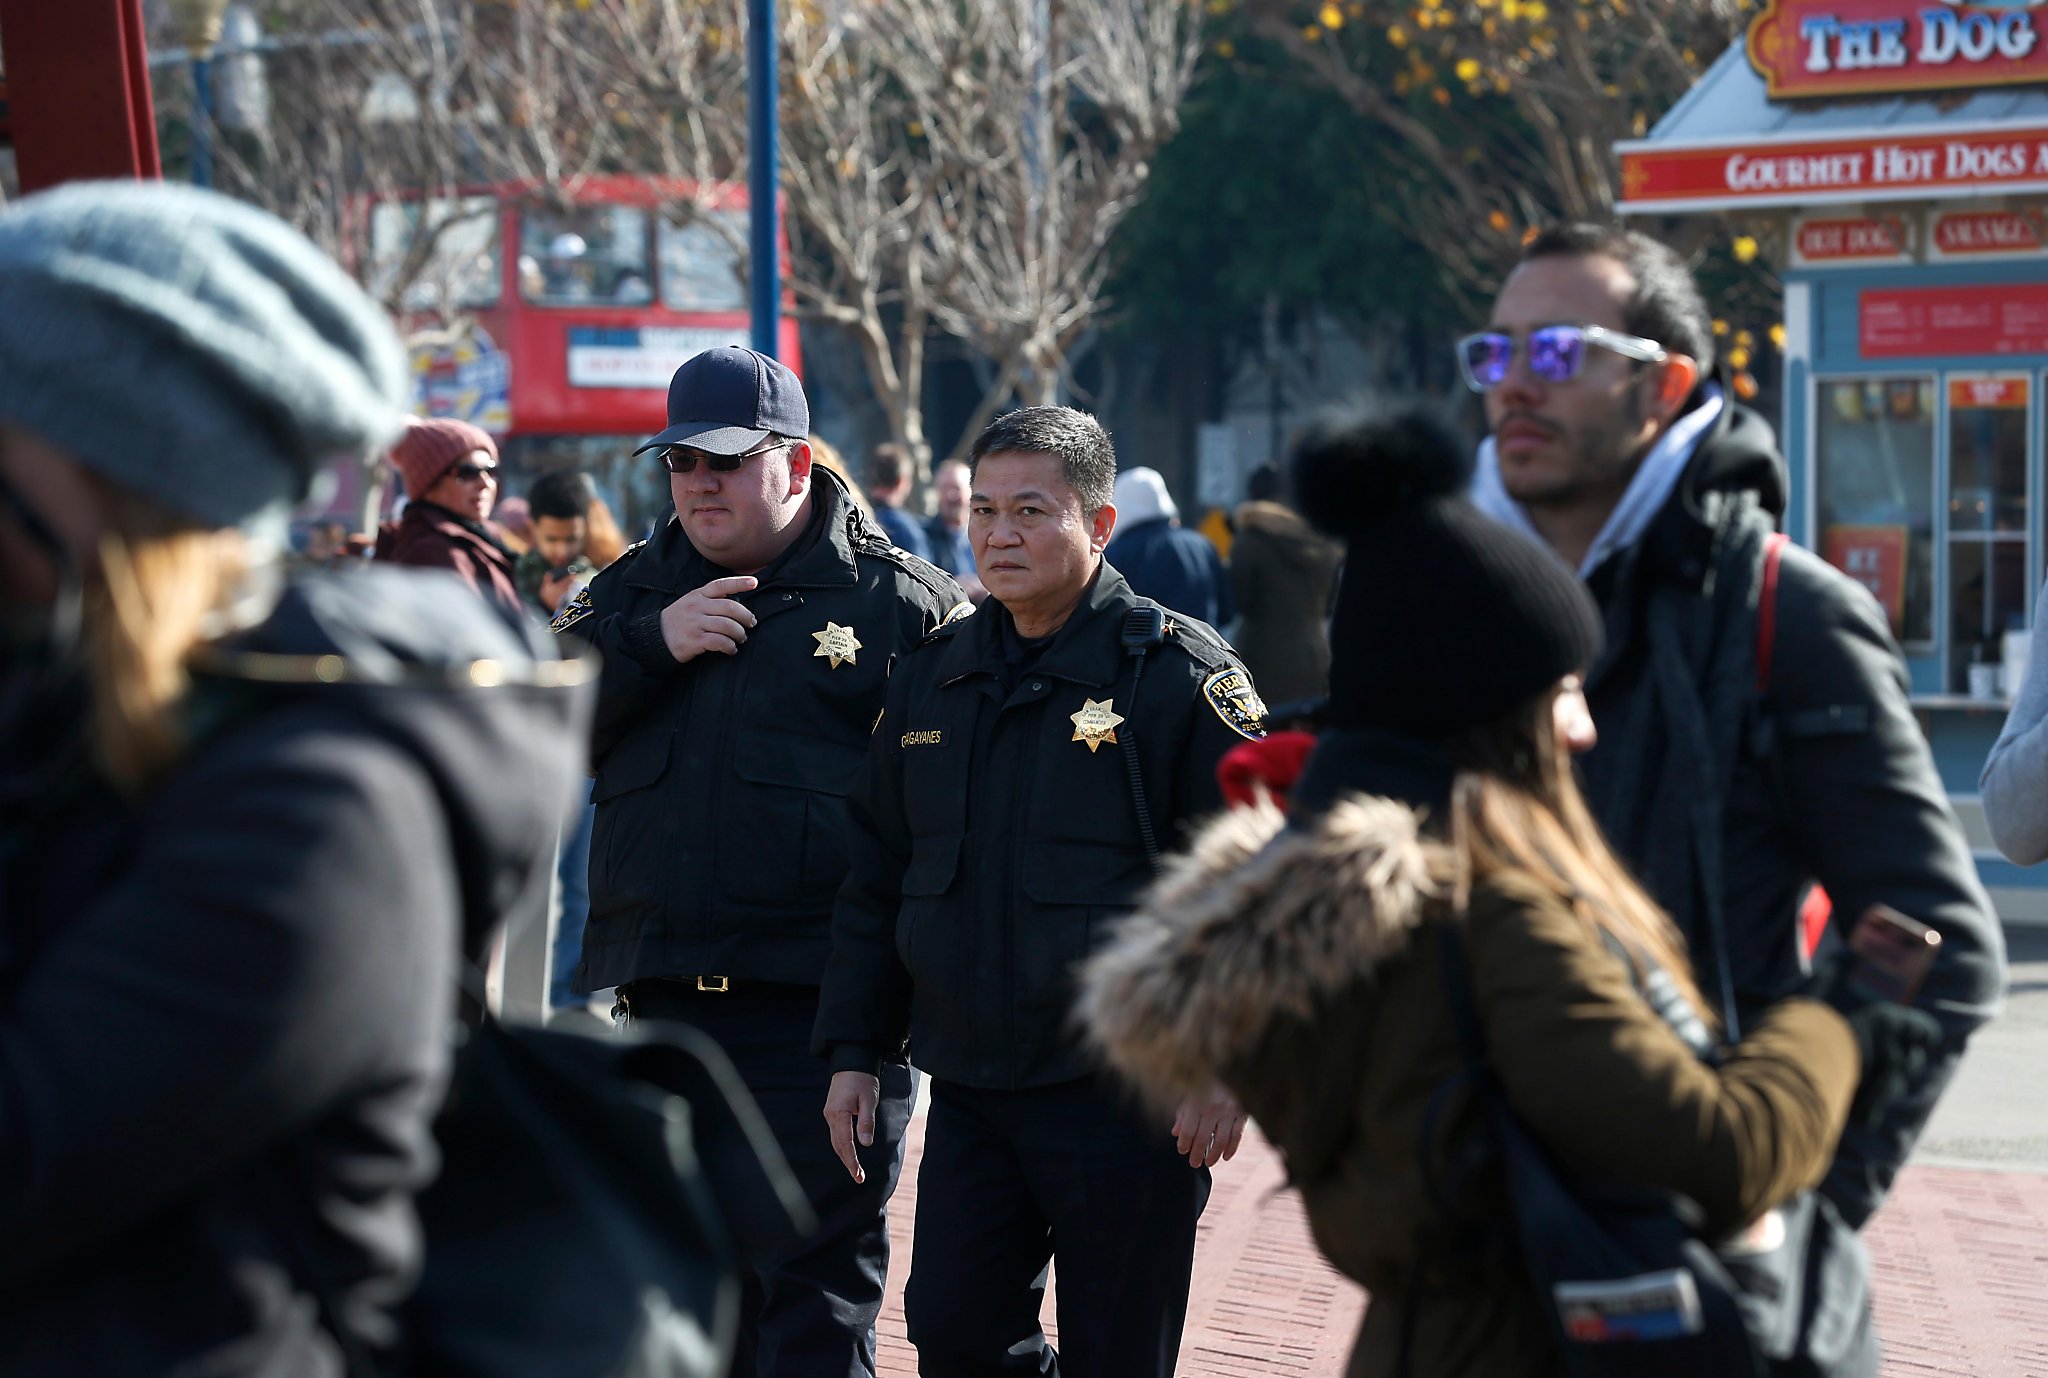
[1783,256,2048,919]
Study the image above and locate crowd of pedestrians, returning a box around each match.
[0,175,2017,1378]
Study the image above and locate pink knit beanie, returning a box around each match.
[391,416,497,499]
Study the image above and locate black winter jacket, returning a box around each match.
[813,563,1266,1088]
[558,471,963,991]
[1576,392,2006,1228]
[0,567,592,1377]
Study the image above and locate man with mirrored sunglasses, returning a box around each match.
[1456,322,1669,395]
[553,344,965,1378]
[1462,224,2004,1371]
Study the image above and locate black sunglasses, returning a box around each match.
[449,461,499,483]
[659,439,790,474]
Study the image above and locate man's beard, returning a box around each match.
[1505,387,1651,512]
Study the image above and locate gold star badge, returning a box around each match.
[1070,697,1124,753]
[813,622,862,669]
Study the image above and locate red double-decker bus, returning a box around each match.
[362,175,800,531]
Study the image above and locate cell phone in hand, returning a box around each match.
[1847,904,1941,1005]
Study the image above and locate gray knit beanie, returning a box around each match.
[0,180,410,528]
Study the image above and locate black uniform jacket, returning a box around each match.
[813,562,1266,1089]
[0,567,592,1377]
[558,469,963,991]
[1579,390,2006,1228]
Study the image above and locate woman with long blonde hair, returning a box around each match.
[0,182,589,1377]
[1081,410,1926,1378]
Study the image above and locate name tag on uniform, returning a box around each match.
[901,729,945,748]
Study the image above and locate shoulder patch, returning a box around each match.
[550,585,596,633]
[941,600,976,626]
[1201,666,1268,741]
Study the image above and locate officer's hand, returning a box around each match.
[659,575,759,663]
[1172,1084,1247,1168]
[825,1070,881,1184]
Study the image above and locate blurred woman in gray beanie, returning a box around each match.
[0,181,592,1375]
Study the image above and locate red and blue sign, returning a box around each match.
[1749,0,2048,101]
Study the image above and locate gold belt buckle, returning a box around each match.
[696,975,731,993]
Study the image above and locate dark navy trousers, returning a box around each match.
[624,980,916,1378]
[905,1076,1210,1378]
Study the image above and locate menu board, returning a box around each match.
[1862,284,2048,358]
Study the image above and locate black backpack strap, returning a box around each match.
[1117,606,1167,869]
[1438,920,1491,1073]
[1399,920,1504,1378]
[1420,922,1509,1231]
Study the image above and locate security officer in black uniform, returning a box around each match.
[814,406,1265,1378]
[554,346,962,1377]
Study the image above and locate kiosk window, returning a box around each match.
[1815,377,1934,646]
[1947,375,2030,691]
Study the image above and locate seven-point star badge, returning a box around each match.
[1070,697,1124,753]
[813,622,862,669]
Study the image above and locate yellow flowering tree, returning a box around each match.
[1230,0,1752,300]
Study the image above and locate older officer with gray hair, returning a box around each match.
[816,406,1265,1378]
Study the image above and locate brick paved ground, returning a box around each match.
[876,1122,2048,1377]
[1866,1164,2048,1378]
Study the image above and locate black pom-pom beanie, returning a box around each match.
[1293,407,1604,740]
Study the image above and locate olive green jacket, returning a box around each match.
[1079,797,1859,1378]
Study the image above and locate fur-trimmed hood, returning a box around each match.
[1077,795,1443,1107]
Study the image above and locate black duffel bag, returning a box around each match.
[399,1012,814,1378]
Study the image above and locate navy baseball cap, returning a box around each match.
[633,345,810,457]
